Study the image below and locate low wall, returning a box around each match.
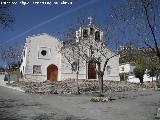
[128,74,156,83]
[0,74,5,80]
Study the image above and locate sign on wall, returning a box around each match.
[33,65,41,74]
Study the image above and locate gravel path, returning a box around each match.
[0,86,91,120]
[0,86,160,120]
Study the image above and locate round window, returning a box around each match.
[41,50,47,56]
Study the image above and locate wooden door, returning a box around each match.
[47,64,58,81]
[88,61,97,79]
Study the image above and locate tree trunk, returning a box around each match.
[124,73,126,81]
[152,77,153,88]
[97,63,103,95]
[8,66,10,85]
[8,72,10,84]
[140,79,143,84]
[155,74,159,90]
[76,71,80,94]
[100,74,104,95]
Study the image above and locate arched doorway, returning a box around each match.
[88,61,97,79]
[47,64,58,81]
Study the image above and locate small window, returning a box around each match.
[95,31,100,41]
[41,50,47,56]
[106,66,111,75]
[71,61,78,72]
[21,59,23,63]
[63,41,66,46]
[33,65,41,74]
[90,27,94,35]
[23,51,25,57]
[83,29,88,38]
[121,66,124,71]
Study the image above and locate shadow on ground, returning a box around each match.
[0,97,92,120]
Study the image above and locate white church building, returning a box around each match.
[20,18,120,81]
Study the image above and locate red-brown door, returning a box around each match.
[47,64,58,81]
[88,61,97,79]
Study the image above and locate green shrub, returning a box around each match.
[50,82,56,94]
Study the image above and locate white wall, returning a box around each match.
[60,49,87,80]
[119,63,156,83]
[128,74,156,83]
[103,54,120,81]
[119,63,135,73]
[0,74,5,80]
[21,33,62,81]
[20,46,27,75]
[61,45,120,81]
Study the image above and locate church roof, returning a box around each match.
[26,33,61,42]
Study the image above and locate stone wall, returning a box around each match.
[10,79,150,94]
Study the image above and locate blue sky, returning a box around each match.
[0,0,112,46]
[0,0,124,66]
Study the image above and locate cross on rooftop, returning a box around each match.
[88,16,93,25]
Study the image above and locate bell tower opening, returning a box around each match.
[95,31,100,41]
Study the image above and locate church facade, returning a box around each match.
[20,18,120,81]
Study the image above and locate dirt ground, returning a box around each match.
[0,86,160,120]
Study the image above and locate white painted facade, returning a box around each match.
[119,63,135,74]
[119,63,156,83]
[128,74,156,83]
[20,33,62,81]
[20,20,120,81]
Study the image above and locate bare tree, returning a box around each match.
[60,17,122,95]
[60,26,83,94]
[110,0,160,62]
[0,0,14,29]
[61,42,82,94]
[0,46,21,83]
[77,36,120,95]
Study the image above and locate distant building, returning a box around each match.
[119,46,156,83]
[0,68,5,74]
[20,17,120,81]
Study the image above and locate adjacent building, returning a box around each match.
[119,46,156,83]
